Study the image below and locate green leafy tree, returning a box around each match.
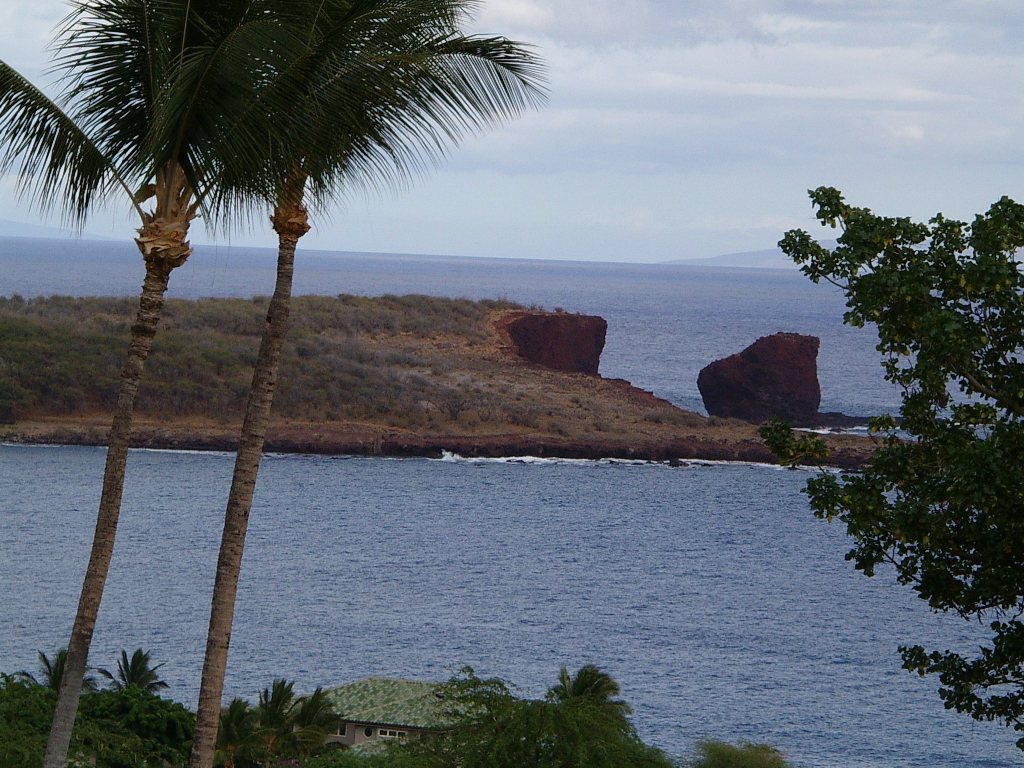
[773,187,1024,749]
[210,679,339,767]
[0,675,53,768]
[76,686,195,768]
[0,3,307,764]
[97,649,169,694]
[191,4,544,766]
[757,417,829,468]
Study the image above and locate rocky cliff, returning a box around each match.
[494,311,607,375]
[697,333,821,424]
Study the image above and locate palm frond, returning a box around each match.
[146,0,315,209]
[53,0,169,179]
[0,60,128,225]
[206,0,547,227]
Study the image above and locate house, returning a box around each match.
[323,677,454,748]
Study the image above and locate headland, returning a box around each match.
[0,294,875,468]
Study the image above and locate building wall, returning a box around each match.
[325,721,419,747]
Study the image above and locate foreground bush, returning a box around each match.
[0,675,193,768]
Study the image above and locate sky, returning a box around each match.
[2,0,1024,262]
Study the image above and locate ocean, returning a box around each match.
[0,237,1017,766]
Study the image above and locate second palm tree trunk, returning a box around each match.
[190,203,310,768]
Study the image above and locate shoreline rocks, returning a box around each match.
[1,418,874,470]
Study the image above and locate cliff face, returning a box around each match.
[697,333,821,424]
[494,311,607,375]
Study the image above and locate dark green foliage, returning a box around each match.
[0,676,53,768]
[0,293,521,426]
[778,187,1024,749]
[303,749,429,768]
[547,664,632,719]
[389,667,675,768]
[757,417,829,468]
[0,675,194,768]
[76,686,195,768]
[216,698,260,768]
[213,680,339,767]
[689,741,790,768]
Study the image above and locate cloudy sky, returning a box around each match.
[3,0,1024,261]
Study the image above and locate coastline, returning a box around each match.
[2,417,876,469]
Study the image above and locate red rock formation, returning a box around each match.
[697,333,821,424]
[494,311,607,375]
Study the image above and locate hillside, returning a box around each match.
[0,294,873,466]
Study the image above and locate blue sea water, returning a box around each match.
[0,238,1018,765]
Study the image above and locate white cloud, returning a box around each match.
[4,0,1024,260]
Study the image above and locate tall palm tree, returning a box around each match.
[0,3,307,765]
[97,648,169,693]
[189,4,544,766]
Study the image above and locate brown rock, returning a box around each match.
[494,311,607,375]
[697,333,821,424]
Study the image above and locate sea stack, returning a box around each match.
[494,311,607,375]
[697,333,821,424]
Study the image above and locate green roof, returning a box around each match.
[325,677,454,730]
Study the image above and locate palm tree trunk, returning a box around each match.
[190,202,309,768]
[42,256,174,768]
[43,170,195,768]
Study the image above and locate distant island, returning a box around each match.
[0,294,873,467]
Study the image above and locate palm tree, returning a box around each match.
[247,679,336,764]
[17,649,98,693]
[97,648,169,693]
[0,4,307,765]
[215,698,261,768]
[190,4,544,766]
[548,664,633,719]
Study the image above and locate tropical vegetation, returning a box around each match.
[1,651,192,768]
[763,187,1024,750]
[214,680,339,768]
[97,649,169,694]
[16,650,97,694]
[341,665,675,768]
[0,655,797,768]
[1,1,314,763]
[688,741,791,768]
[190,4,544,765]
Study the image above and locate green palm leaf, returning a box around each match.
[0,61,125,224]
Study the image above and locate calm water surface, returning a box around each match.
[2,238,1012,764]
[0,445,1017,767]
